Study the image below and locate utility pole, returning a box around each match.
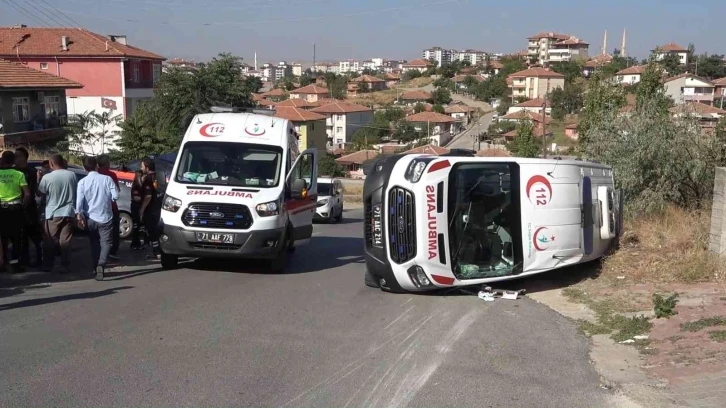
[542,79,550,159]
[313,43,316,72]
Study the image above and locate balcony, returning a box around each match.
[125,79,155,89]
[0,126,65,149]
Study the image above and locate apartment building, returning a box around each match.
[453,49,488,66]
[653,43,689,65]
[338,59,360,73]
[292,62,303,76]
[313,62,334,73]
[423,47,453,67]
[310,101,373,145]
[664,73,715,106]
[527,32,589,65]
[507,67,565,100]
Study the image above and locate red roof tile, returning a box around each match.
[616,65,647,75]
[291,84,330,95]
[308,98,344,107]
[500,110,552,124]
[508,67,565,79]
[310,101,372,114]
[0,27,164,60]
[384,72,401,80]
[274,98,314,108]
[352,74,384,83]
[400,90,432,100]
[714,77,726,86]
[555,36,589,46]
[654,43,688,52]
[444,105,470,114]
[527,32,570,40]
[669,102,726,116]
[664,73,714,86]
[256,99,275,107]
[0,58,82,88]
[402,58,433,67]
[405,111,456,123]
[488,61,504,69]
[513,98,548,108]
[477,148,512,157]
[336,150,379,165]
[403,144,450,155]
[565,123,579,129]
[452,74,487,83]
[273,106,326,122]
[585,53,613,68]
[261,88,287,97]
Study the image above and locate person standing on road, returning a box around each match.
[0,151,31,271]
[139,158,162,260]
[37,154,78,274]
[14,147,44,266]
[129,169,148,250]
[96,154,121,260]
[76,156,118,281]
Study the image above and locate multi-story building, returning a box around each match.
[338,59,359,74]
[664,73,715,106]
[507,67,565,100]
[361,60,377,71]
[292,62,303,77]
[0,25,165,154]
[382,60,404,73]
[401,59,434,73]
[272,106,327,153]
[261,63,274,82]
[526,32,589,65]
[309,101,373,145]
[653,43,689,65]
[423,47,453,67]
[453,49,488,66]
[313,62,334,73]
[273,61,293,80]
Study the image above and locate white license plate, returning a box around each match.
[196,232,235,244]
[372,204,383,246]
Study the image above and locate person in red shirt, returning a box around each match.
[96,155,120,259]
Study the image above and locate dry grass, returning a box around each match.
[351,89,400,106]
[342,183,363,203]
[399,77,434,88]
[602,206,725,284]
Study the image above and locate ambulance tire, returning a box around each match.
[268,226,292,273]
[160,253,179,270]
[364,268,380,288]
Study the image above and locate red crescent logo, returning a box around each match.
[533,226,549,251]
[199,123,225,137]
[526,175,553,206]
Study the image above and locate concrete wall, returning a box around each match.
[710,167,726,256]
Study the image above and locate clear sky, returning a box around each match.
[1,0,723,64]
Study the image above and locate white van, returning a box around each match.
[363,154,622,293]
[159,107,318,272]
[314,177,344,222]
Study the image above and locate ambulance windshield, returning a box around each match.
[447,162,519,279]
[175,141,283,187]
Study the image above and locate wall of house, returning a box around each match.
[665,77,715,105]
[297,119,327,154]
[0,89,68,134]
[534,77,564,99]
[617,74,641,85]
[16,58,123,97]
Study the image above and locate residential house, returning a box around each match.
[335,150,379,179]
[507,67,565,100]
[444,104,471,132]
[565,123,579,139]
[401,58,433,73]
[399,90,432,105]
[349,75,386,93]
[506,98,551,115]
[382,60,404,73]
[404,103,433,115]
[261,63,274,82]
[714,77,726,102]
[669,102,726,134]
[404,111,456,146]
[583,53,613,77]
[274,98,314,109]
[452,74,486,90]
[526,32,589,65]
[0,58,83,148]
[615,65,647,85]
[423,47,453,67]
[260,88,288,102]
[503,126,552,141]
[664,73,715,106]
[308,97,344,108]
[653,43,688,65]
[253,93,275,108]
[486,61,503,76]
[499,110,552,127]
[164,58,198,73]
[384,72,401,88]
[289,84,330,102]
[292,62,303,77]
[272,107,327,153]
[310,101,374,146]
[0,26,165,154]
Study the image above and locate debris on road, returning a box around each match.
[477,287,526,302]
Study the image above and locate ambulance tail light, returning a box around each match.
[407,265,433,288]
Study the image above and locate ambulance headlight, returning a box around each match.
[162,194,182,212]
[256,200,279,217]
[407,265,432,288]
[404,158,434,183]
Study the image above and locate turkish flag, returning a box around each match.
[101,97,117,110]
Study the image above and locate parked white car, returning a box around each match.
[315,178,344,223]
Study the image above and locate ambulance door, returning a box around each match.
[286,148,318,244]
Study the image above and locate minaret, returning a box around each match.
[620,29,627,57]
[602,29,607,55]
[254,52,258,70]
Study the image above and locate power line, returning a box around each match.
[3,0,52,27]
[59,0,331,12]
[22,0,69,27]
[35,0,84,27]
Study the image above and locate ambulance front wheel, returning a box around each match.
[161,253,179,270]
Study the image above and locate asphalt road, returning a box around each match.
[445,111,495,150]
[1,208,621,408]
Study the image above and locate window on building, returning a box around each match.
[153,64,161,84]
[336,126,343,134]
[40,62,48,70]
[133,63,140,82]
[336,138,343,144]
[12,97,30,122]
[44,95,60,116]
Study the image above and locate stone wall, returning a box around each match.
[709,167,726,256]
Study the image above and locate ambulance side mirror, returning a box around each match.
[290,178,307,200]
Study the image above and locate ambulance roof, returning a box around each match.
[184,112,292,147]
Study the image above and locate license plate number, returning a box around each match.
[196,232,235,244]
[372,204,383,246]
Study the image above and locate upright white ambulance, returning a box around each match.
[159,107,318,272]
[363,154,622,293]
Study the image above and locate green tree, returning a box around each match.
[578,71,626,145]
[244,76,263,93]
[61,110,122,156]
[318,154,345,177]
[550,61,584,84]
[657,53,684,75]
[462,75,480,92]
[550,81,584,120]
[474,76,508,102]
[350,127,381,150]
[433,77,454,89]
[495,99,511,116]
[488,120,516,135]
[113,102,178,162]
[392,122,420,143]
[634,61,673,114]
[432,104,446,114]
[323,74,348,99]
[402,70,422,81]
[299,75,313,87]
[431,87,452,105]
[413,103,427,113]
[358,81,370,93]
[508,121,540,158]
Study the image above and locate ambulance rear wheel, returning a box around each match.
[364,268,380,288]
[160,253,179,270]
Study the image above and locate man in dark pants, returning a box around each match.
[140,157,162,260]
[76,156,118,281]
[0,151,31,271]
[96,154,120,260]
[14,147,43,266]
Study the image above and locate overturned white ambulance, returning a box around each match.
[363,154,622,293]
